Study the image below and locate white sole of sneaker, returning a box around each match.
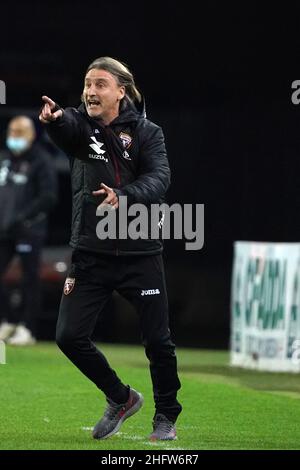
[94,392,144,440]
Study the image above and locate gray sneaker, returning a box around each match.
[92,387,144,439]
[149,413,177,441]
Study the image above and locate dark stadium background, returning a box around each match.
[0,1,299,348]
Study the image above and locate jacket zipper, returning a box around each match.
[104,126,121,255]
[114,155,120,255]
[111,153,121,187]
[104,126,121,188]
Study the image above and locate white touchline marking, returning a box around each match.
[116,432,143,441]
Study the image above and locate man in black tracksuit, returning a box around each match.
[0,116,57,344]
[39,56,182,441]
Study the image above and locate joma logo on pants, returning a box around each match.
[141,289,160,296]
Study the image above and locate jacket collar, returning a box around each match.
[78,95,146,127]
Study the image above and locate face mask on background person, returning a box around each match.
[6,137,29,154]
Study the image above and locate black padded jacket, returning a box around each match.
[45,99,170,255]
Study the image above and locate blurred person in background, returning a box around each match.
[39,57,182,441]
[0,116,57,345]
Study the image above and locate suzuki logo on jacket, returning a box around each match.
[88,136,108,162]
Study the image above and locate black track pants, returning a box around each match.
[56,249,182,422]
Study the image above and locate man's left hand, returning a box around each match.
[93,183,119,209]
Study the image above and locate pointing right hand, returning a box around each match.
[39,95,63,123]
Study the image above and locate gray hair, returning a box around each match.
[86,57,142,103]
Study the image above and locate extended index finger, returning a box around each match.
[42,95,56,109]
[100,183,112,192]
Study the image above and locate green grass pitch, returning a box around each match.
[1,343,300,450]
